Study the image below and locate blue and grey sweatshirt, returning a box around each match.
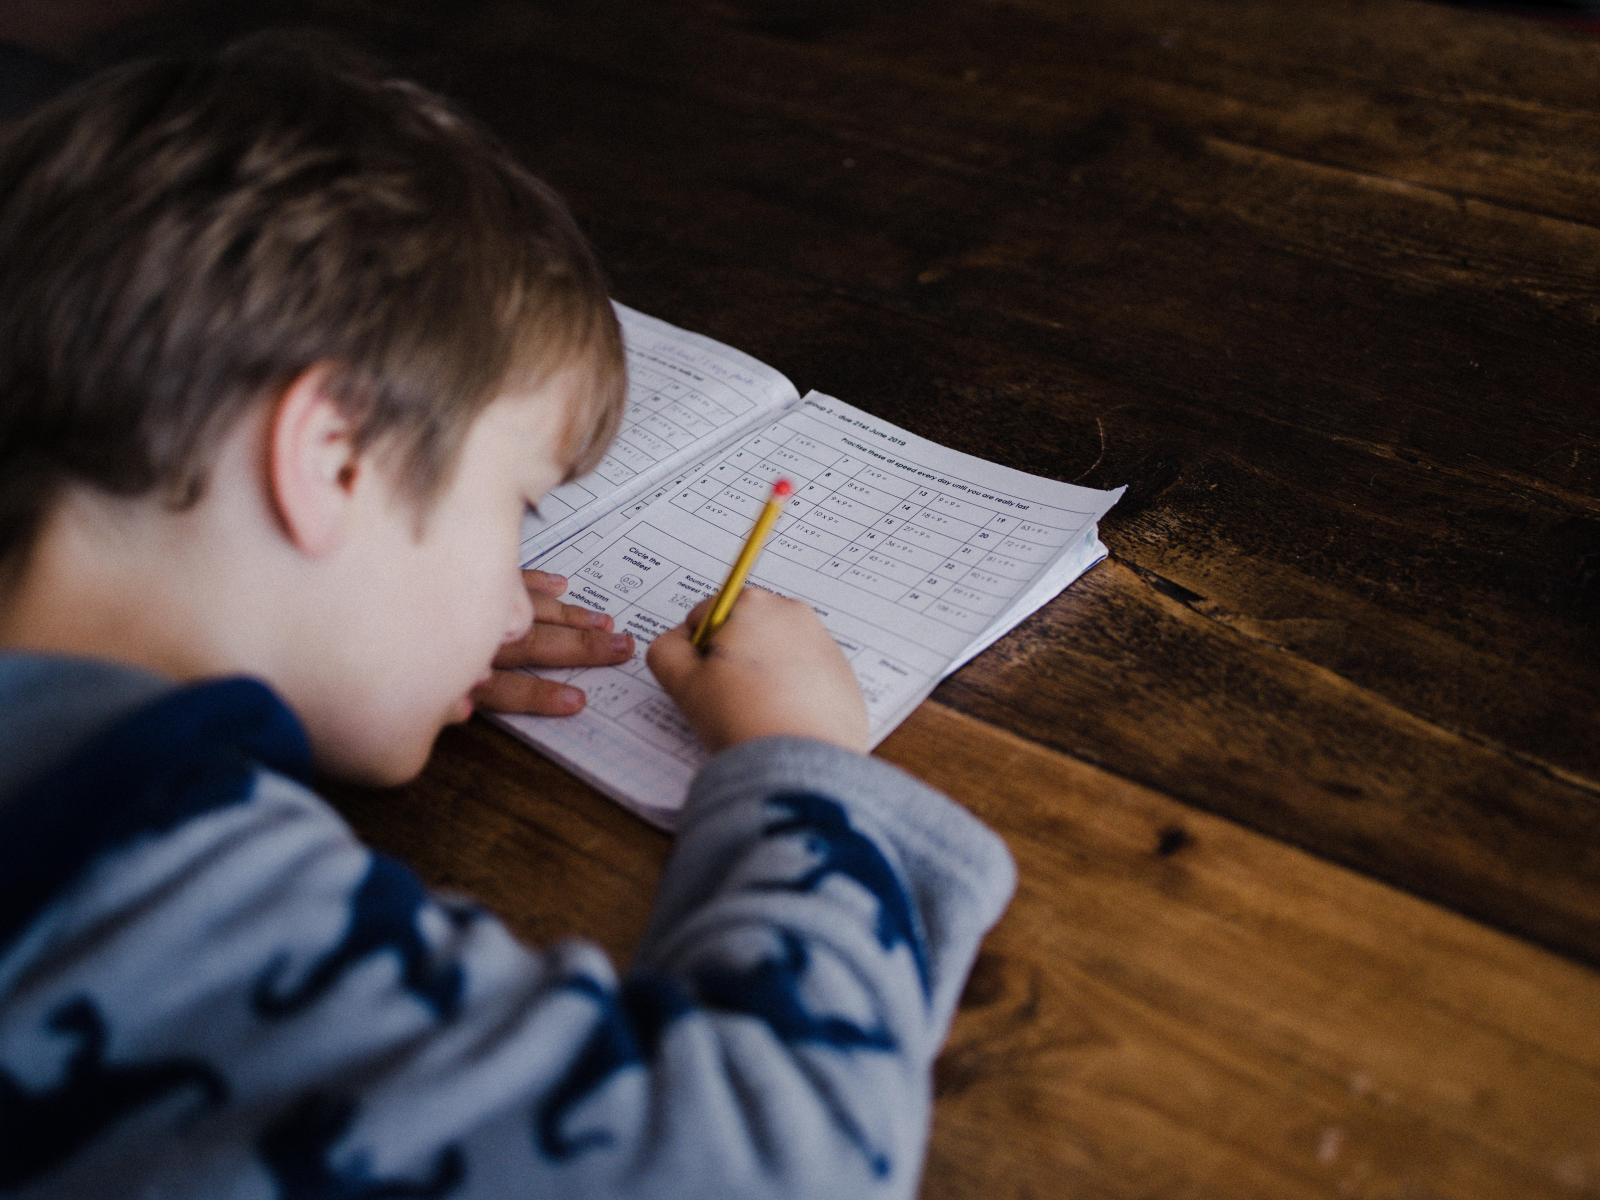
[0,653,1015,1199]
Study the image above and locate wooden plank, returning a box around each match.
[328,707,1600,1199]
[441,0,1600,224]
[947,556,1600,961]
[895,704,1600,1200]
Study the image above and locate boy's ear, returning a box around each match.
[266,366,363,556]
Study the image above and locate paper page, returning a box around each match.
[492,391,1123,826]
[518,302,800,561]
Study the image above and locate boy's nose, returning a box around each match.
[504,570,535,643]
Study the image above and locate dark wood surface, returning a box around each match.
[10,1,1597,1194]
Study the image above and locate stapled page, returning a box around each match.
[491,391,1123,826]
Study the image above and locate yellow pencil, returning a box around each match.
[692,477,794,649]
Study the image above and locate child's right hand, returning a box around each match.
[647,589,870,755]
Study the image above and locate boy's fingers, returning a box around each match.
[522,569,569,597]
[529,592,612,631]
[493,623,632,669]
[645,619,699,691]
[472,670,586,716]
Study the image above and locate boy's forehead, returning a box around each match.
[488,369,586,478]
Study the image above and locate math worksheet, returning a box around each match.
[492,306,1123,826]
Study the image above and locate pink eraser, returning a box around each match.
[773,478,793,497]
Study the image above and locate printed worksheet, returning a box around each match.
[518,304,798,558]
[494,380,1122,827]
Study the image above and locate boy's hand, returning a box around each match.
[472,571,633,716]
[647,589,870,754]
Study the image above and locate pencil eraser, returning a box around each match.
[773,478,793,497]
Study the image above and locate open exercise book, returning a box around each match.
[490,304,1125,827]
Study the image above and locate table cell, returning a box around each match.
[715,486,765,520]
[566,578,627,617]
[689,473,723,498]
[908,507,983,542]
[836,476,902,512]
[978,550,1035,581]
[594,456,637,485]
[782,432,832,461]
[831,456,868,478]
[784,521,848,555]
[768,535,829,570]
[1013,518,1078,547]
[580,668,652,718]
[615,424,674,463]
[673,388,743,424]
[926,596,991,633]
[925,491,993,526]
[767,442,831,480]
[697,499,757,535]
[641,569,720,620]
[944,581,1008,616]
[534,530,603,577]
[619,605,675,647]
[879,535,942,572]
[996,534,1057,565]
[669,490,705,516]
[819,490,886,526]
[853,652,920,712]
[860,549,926,586]
[619,695,701,762]
[960,567,1015,597]
[891,520,961,557]
[663,399,714,437]
[580,544,680,605]
[640,410,697,449]
[830,631,865,656]
[841,563,909,600]
[802,506,869,541]
[856,466,918,499]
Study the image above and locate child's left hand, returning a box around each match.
[471,571,633,716]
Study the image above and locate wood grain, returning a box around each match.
[331,705,1600,1199]
[359,0,1600,960]
[22,0,1598,1194]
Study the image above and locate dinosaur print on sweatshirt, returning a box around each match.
[0,996,227,1189]
[254,854,478,1023]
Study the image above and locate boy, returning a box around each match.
[0,35,1015,1200]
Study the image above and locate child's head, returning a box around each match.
[0,34,626,782]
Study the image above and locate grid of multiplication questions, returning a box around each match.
[663,411,1095,635]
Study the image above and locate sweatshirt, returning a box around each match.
[0,653,1015,1199]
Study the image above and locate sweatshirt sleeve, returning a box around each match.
[1,736,1014,1200]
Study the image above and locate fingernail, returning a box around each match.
[558,685,585,711]
[610,633,633,654]
[591,612,614,630]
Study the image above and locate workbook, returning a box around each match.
[491,304,1124,826]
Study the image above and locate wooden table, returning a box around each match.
[20,0,1600,1194]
